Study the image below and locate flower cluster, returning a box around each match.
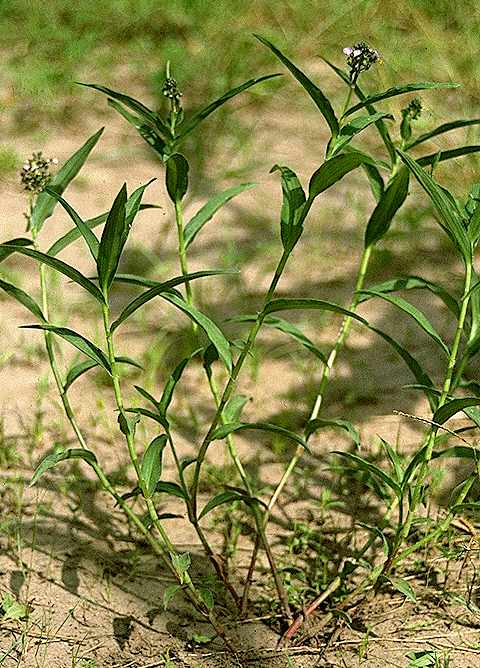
[20,152,58,194]
[162,77,183,112]
[402,97,422,121]
[343,42,381,84]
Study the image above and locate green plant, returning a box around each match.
[3,33,480,652]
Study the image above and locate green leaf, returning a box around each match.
[111,270,233,332]
[344,82,460,118]
[199,589,214,611]
[0,244,105,304]
[254,315,326,362]
[134,385,160,410]
[433,397,480,425]
[333,451,402,498]
[271,164,306,250]
[140,434,168,498]
[30,448,97,486]
[163,584,182,610]
[379,438,404,483]
[162,291,232,372]
[386,576,416,602]
[255,34,338,136]
[406,118,480,150]
[363,163,384,202]
[364,168,410,247]
[357,290,450,355]
[166,154,189,203]
[107,98,167,158]
[155,481,188,499]
[171,552,191,585]
[127,406,169,431]
[305,418,360,449]
[358,275,459,319]
[263,297,368,324]
[223,395,250,424]
[199,490,249,519]
[178,73,282,140]
[97,183,128,292]
[418,145,480,167]
[23,324,111,373]
[118,412,140,439]
[1,594,29,621]
[308,152,376,201]
[398,149,471,262]
[184,183,255,249]
[0,237,32,263]
[64,356,140,392]
[330,112,393,157]
[158,349,202,419]
[0,278,45,321]
[212,422,310,452]
[44,187,99,260]
[30,128,104,233]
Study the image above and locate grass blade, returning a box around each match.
[255,34,338,136]
[184,183,255,249]
[23,324,111,373]
[30,128,104,233]
[0,244,105,304]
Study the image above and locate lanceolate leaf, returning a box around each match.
[165,154,189,203]
[263,297,369,324]
[0,238,32,263]
[358,276,459,319]
[305,418,360,448]
[406,118,480,150]
[255,34,338,136]
[111,270,233,332]
[97,183,128,292]
[344,82,460,118]
[418,145,480,167]
[155,480,188,499]
[0,279,45,321]
[0,244,105,303]
[127,406,169,431]
[333,451,402,498]
[397,149,471,262]
[30,448,98,486]
[64,355,141,391]
[308,152,376,201]
[184,183,255,249]
[158,349,202,418]
[178,73,282,139]
[433,397,480,425]
[358,290,450,355]
[271,164,306,250]
[44,187,99,259]
[364,168,409,247]
[199,489,259,520]
[107,98,167,157]
[140,435,168,498]
[161,291,232,372]
[223,395,250,424]
[30,128,104,233]
[23,324,111,373]
[330,112,394,157]
[212,422,310,452]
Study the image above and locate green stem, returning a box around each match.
[190,248,289,513]
[174,198,196,332]
[385,260,473,573]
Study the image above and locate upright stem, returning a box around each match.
[174,199,194,311]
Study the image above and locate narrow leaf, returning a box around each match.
[271,164,306,250]
[44,187,99,259]
[305,418,360,449]
[179,73,282,139]
[223,395,250,424]
[330,112,393,156]
[358,290,450,355]
[308,152,376,201]
[418,145,480,167]
[97,183,128,292]
[155,481,188,499]
[23,324,111,373]
[333,451,402,498]
[433,397,480,425]
[263,297,368,324]
[0,245,105,303]
[255,34,338,136]
[199,490,248,519]
[0,279,45,321]
[407,118,480,150]
[30,448,97,486]
[398,149,471,262]
[30,128,104,233]
[386,577,416,602]
[162,291,232,372]
[111,270,233,332]
[107,98,167,157]
[0,238,32,263]
[158,349,202,418]
[184,183,255,249]
[64,355,141,392]
[212,421,310,452]
[344,82,460,118]
[364,168,409,247]
[141,435,168,498]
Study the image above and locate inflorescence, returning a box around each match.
[343,42,381,84]
[162,77,183,113]
[20,152,58,194]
